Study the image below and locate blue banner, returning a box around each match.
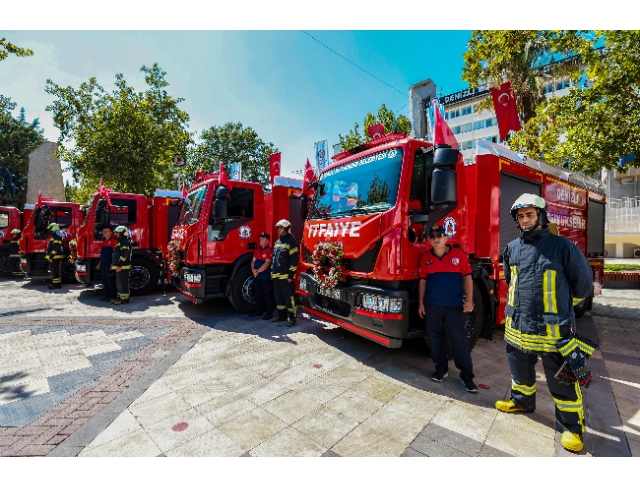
[230,162,242,181]
[315,139,330,173]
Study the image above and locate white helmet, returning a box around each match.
[276,219,291,229]
[510,193,549,232]
[114,225,129,236]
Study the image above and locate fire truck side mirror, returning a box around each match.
[431,147,458,207]
[213,185,230,221]
[300,195,309,220]
[95,207,107,225]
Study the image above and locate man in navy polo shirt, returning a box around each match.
[418,224,478,392]
[250,232,275,320]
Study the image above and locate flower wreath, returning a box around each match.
[312,241,344,291]
[68,239,78,263]
[167,239,182,276]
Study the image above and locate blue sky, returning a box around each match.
[2,30,474,183]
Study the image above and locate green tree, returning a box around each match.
[0,99,45,208]
[509,31,640,172]
[45,64,192,197]
[185,122,277,187]
[0,37,34,61]
[339,104,411,151]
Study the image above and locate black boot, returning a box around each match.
[48,283,62,290]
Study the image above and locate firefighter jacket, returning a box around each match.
[45,232,65,261]
[502,226,592,354]
[271,233,299,280]
[9,237,20,257]
[111,236,132,270]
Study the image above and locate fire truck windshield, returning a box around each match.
[0,211,8,228]
[312,148,403,218]
[177,185,208,226]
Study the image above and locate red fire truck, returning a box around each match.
[297,135,605,349]
[170,174,304,311]
[0,205,28,276]
[19,198,84,281]
[73,187,183,295]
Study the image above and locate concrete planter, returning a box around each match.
[603,271,640,289]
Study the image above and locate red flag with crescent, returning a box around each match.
[367,123,385,140]
[490,81,522,141]
[36,190,43,208]
[432,100,460,150]
[98,179,112,206]
[182,181,188,199]
[269,153,281,185]
[302,158,317,198]
[218,161,231,189]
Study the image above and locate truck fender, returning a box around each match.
[226,252,255,297]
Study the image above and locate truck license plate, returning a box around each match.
[317,286,340,300]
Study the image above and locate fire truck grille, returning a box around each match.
[313,294,350,318]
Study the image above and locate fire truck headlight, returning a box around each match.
[376,297,389,312]
[192,273,202,284]
[299,278,308,292]
[389,298,403,313]
[20,258,27,264]
[75,264,87,273]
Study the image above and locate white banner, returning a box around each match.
[230,162,242,181]
[314,139,330,174]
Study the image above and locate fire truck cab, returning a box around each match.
[0,206,25,276]
[74,188,183,295]
[297,135,605,350]
[19,199,83,281]
[171,174,303,311]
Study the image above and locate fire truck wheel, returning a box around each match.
[228,263,257,314]
[61,261,77,283]
[0,251,11,277]
[129,258,159,296]
[573,298,589,318]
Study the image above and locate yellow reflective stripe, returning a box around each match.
[289,266,297,271]
[119,256,127,261]
[546,324,561,339]
[276,243,290,249]
[512,379,536,395]
[289,248,298,255]
[576,339,595,355]
[507,266,517,306]
[543,270,558,314]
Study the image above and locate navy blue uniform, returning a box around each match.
[419,245,474,379]
[100,236,117,299]
[252,245,274,318]
[502,226,593,434]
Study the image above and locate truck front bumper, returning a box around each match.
[20,253,49,277]
[175,267,206,304]
[298,272,409,348]
[74,258,97,285]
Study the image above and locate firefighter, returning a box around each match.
[250,232,275,320]
[497,193,594,453]
[270,219,299,326]
[418,224,478,393]
[9,229,22,274]
[111,225,131,305]
[96,225,117,302]
[45,223,65,289]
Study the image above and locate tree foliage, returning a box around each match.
[184,122,277,187]
[339,103,411,151]
[0,99,45,208]
[45,64,192,197]
[462,30,640,172]
[0,37,34,61]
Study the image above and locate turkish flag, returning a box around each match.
[36,190,43,208]
[99,179,112,206]
[218,161,231,189]
[490,82,522,141]
[182,181,188,198]
[367,123,385,140]
[270,152,281,185]
[432,101,460,150]
[302,158,317,197]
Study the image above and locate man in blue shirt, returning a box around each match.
[418,224,477,392]
[96,226,117,302]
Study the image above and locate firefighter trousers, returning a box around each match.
[50,259,62,284]
[253,278,274,318]
[506,343,584,434]
[273,278,296,321]
[116,269,130,301]
[10,256,21,274]
[100,264,117,299]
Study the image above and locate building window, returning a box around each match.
[445,111,449,120]
[474,120,484,130]
[462,106,473,116]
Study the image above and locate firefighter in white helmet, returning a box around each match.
[497,193,595,453]
[270,219,299,326]
[45,223,65,289]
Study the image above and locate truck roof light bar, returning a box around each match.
[332,133,410,162]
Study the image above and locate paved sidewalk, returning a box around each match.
[1,278,638,456]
